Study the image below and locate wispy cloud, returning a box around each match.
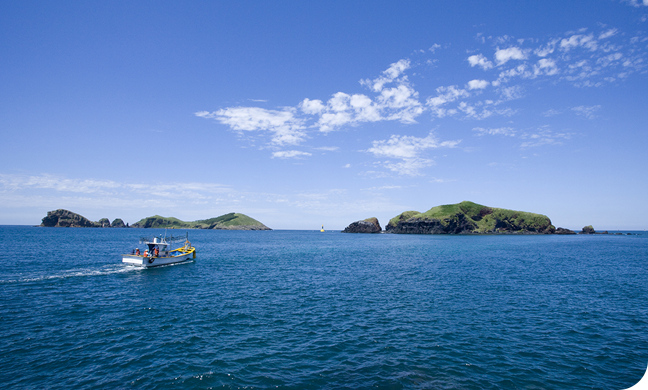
[622,0,648,7]
[543,108,563,117]
[572,105,602,119]
[0,173,234,200]
[365,133,460,176]
[519,127,573,148]
[195,107,306,146]
[314,146,339,151]
[471,125,575,149]
[430,177,456,183]
[472,127,516,137]
[271,150,312,159]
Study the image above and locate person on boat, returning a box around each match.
[143,250,148,257]
[136,248,140,256]
[154,247,159,257]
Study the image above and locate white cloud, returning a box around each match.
[426,85,469,107]
[430,177,456,183]
[560,33,598,51]
[316,92,383,132]
[377,84,424,123]
[0,173,235,214]
[366,133,460,176]
[467,79,490,90]
[429,43,441,53]
[0,173,122,194]
[299,98,325,115]
[271,150,313,159]
[499,85,524,101]
[622,0,648,7]
[314,65,424,132]
[543,109,562,117]
[196,107,306,146]
[494,47,529,65]
[534,39,559,57]
[360,59,411,92]
[599,29,618,40]
[572,105,601,119]
[597,52,624,67]
[472,127,516,136]
[534,58,559,76]
[495,64,532,83]
[519,127,572,148]
[315,146,339,151]
[467,54,494,70]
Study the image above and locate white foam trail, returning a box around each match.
[0,265,141,284]
[1,257,197,284]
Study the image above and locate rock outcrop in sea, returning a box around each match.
[41,209,102,228]
[342,217,382,233]
[111,218,127,228]
[555,227,576,235]
[580,225,596,234]
[385,201,556,235]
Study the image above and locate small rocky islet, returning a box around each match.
[40,209,271,230]
[342,201,607,235]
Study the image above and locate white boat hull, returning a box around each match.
[122,252,194,268]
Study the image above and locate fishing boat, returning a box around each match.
[122,233,196,268]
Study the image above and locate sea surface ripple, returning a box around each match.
[0,226,646,389]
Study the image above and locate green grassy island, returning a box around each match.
[131,212,271,230]
[385,201,555,234]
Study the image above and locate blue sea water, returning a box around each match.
[0,226,647,389]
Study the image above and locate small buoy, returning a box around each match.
[320,225,325,232]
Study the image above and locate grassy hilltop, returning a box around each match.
[387,201,554,234]
[131,212,271,230]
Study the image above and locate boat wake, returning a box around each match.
[0,264,142,284]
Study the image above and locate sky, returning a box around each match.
[1,0,647,230]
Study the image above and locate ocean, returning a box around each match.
[1,226,646,389]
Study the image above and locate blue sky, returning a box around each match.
[1,0,647,230]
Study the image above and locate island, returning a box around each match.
[131,213,271,230]
[40,209,271,230]
[344,201,585,235]
[41,209,127,228]
[342,217,382,233]
[385,201,556,234]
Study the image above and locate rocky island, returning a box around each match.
[40,209,271,230]
[342,217,382,233]
[386,201,556,234]
[41,209,128,228]
[343,201,585,235]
